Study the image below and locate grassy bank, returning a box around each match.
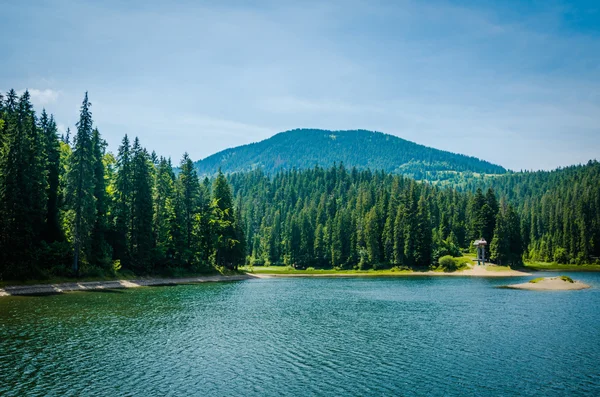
[242,255,515,276]
[523,261,600,272]
[242,266,414,276]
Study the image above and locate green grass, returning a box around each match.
[484,265,512,272]
[243,265,413,276]
[529,275,574,284]
[529,277,545,283]
[245,256,477,276]
[523,261,600,271]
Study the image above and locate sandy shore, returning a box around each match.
[505,277,590,291]
[0,274,257,297]
[0,266,533,297]
[250,265,530,278]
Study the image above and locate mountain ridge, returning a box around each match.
[194,129,507,181]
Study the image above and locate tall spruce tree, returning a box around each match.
[415,195,433,267]
[114,135,133,265]
[177,153,201,265]
[130,138,155,272]
[212,169,244,269]
[66,93,96,274]
[153,157,178,265]
[40,110,63,242]
[90,128,111,268]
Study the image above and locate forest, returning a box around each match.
[0,90,599,281]
[0,90,245,280]
[195,128,507,181]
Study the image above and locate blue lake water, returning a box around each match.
[1,273,599,396]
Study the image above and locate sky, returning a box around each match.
[1,0,599,171]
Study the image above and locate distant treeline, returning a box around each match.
[231,162,600,270]
[1,90,598,280]
[0,90,244,280]
[230,167,523,269]
[462,162,600,264]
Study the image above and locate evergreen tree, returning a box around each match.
[468,188,486,241]
[66,93,96,274]
[414,195,432,267]
[153,157,178,265]
[129,138,154,272]
[114,135,133,265]
[40,111,62,242]
[177,153,201,265]
[212,170,244,269]
[364,207,381,267]
[90,128,111,268]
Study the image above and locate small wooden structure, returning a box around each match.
[473,238,487,266]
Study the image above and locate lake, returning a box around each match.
[1,273,599,396]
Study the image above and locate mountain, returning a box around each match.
[194,129,507,181]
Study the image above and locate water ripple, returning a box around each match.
[1,274,600,396]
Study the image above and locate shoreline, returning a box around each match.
[0,266,533,296]
[0,274,257,297]
[248,266,531,278]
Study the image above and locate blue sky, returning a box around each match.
[1,0,599,170]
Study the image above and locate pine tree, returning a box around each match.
[114,135,133,265]
[0,90,31,278]
[364,207,381,267]
[0,90,48,278]
[66,93,96,274]
[40,111,62,242]
[130,138,154,272]
[393,203,406,265]
[212,169,244,269]
[90,128,111,268]
[468,188,486,241]
[403,184,419,267]
[490,209,509,265]
[153,157,178,265]
[177,153,201,265]
[491,204,523,267]
[414,195,432,267]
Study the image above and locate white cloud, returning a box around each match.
[29,89,59,105]
[16,89,60,106]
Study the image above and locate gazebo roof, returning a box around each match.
[473,238,487,246]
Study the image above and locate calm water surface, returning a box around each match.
[1,273,599,396]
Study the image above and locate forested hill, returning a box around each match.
[194,129,507,180]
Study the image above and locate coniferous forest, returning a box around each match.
[0,91,245,280]
[0,90,599,281]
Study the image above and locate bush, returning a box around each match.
[38,241,73,277]
[553,248,569,264]
[560,275,574,283]
[438,255,456,270]
[112,260,122,275]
